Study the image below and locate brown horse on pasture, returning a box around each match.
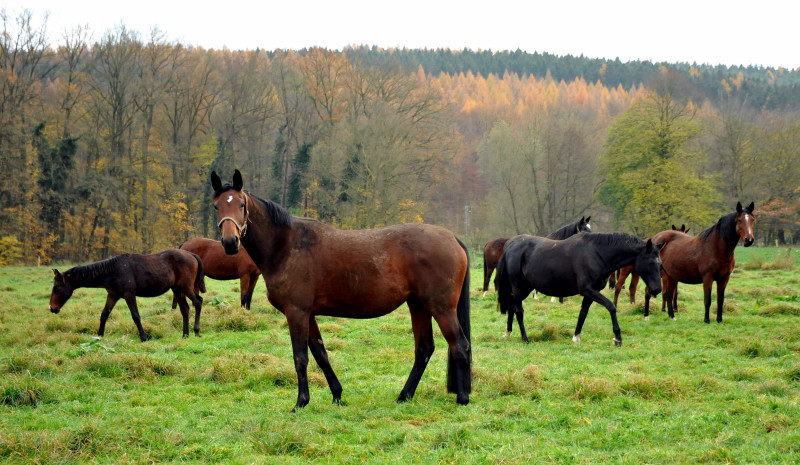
[49,249,206,341]
[180,237,261,309]
[211,169,471,411]
[644,202,756,323]
[613,224,689,310]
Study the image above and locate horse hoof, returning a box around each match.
[503,331,511,338]
[456,394,469,405]
[482,291,487,297]
[644,316,649,321]
[613,338,622,347]
[670,316,676,321]
[572,335,580,343]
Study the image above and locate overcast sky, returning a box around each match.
[5,0,798,69]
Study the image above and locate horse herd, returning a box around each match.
[47,169,757,411]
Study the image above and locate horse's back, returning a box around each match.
[180,237,251,279]
[652,230,705,283]
[284,222,467,317]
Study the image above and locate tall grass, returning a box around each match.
[1,247,799,463]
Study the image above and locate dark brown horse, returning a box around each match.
[180,237,261,309]
[613,224,689,309]
[482,216,592,296]
[211,170,471,411]
[49,249,206,341]
[644,202,756,322]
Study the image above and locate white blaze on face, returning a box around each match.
[227,195,233,204]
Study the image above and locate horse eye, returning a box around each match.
[213,204,218,210]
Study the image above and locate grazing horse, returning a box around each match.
[613,224,689,308]
[482,217,592,296]
[49,249,206,341]
[645,202,756,323]
[211,170,471,411]
[495,233,663,345]
[180,237,261,309]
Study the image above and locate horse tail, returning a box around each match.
[495,251,512,315]
[447,237,472,396]
[193,253,206,294]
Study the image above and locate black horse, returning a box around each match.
[49,249,206,341]
[495,233,663,345]
[482,216,592,296]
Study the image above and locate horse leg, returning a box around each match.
[285,308,312,411]
[98,294,120,338]
[433,312,471,405]
[702,277,714,324]
[505,305,515,338]
[583,289,622,346]
[238,275,250,309]
[573,296,593,343]
[189,290,203,337]
[123,295,149,342]
[304,316,342,404]
[664,278,678,320]
[243,273,259,310]
[629,273,639,304]
[716,276,730,323]
[514,301,530,344]
[482,261,491,295]
[174,292,190,338]
[397,303,435,402]
[644,288,651,320]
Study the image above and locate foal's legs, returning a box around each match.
[307,316,343,404]
[663,278,678,320]
[174,292,191,337]
[397,303,435,402]
[123,294,149,342]
[98,294,120,338]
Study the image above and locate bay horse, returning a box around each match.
[49,249,206,341]
[495,232,663,345]
[482,216,591,296]
[613,224,689,309]
[211,170,471,411]
[645,202,756,323]
[180,237,261,309]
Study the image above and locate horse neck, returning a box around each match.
[597,242,641,271]
[702,214,740,256]
[66,259,116,289]
[240,196,292,270]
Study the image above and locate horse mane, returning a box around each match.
[66,255,123,283]
[698,212,738,243]
[213,183,293,228]
[582,232,645,249]
[547,218,583,239]
[245,191,294,228]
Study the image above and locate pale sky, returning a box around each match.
[5,0,798,69]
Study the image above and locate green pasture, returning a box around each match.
[1,247,799,464]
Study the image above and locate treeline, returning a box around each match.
[1,11,798,266]
[334,46,800,110]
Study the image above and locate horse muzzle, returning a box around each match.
[49,304,60,314]
[744,237,754,247]
[221,236,240,255]
[647,286,662,298]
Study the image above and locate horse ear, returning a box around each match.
[736,201,743,213]
[747,201,754,212]
[233,169,243,191]
[210,171,221,192]
[671,224,676,230]
[53,269,64,284]
[646,239,653,253]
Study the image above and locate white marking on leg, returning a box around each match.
[572,334,580,343]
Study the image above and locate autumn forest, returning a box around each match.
[1,11,799,265]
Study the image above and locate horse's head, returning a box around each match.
[635,239,663,298]
[49,269,74,313]
[735,201,756,247]
[578,216,592,233]
[211,169,249,255]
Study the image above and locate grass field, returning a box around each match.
[1,246,799,464]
